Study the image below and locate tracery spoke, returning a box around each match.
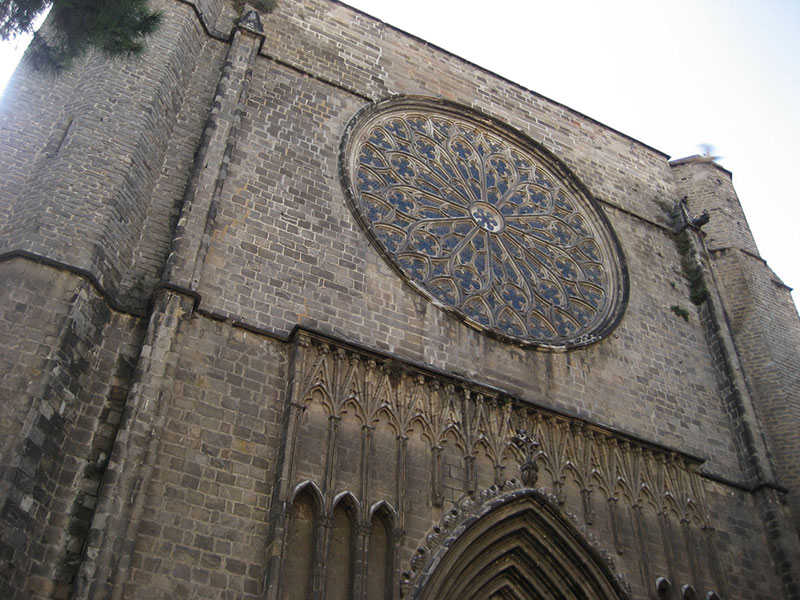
[495,235,536,310]
[406,123,478,205]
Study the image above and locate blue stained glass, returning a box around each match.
[360,147,383,167]
[413,234,437,256]
[443,236,461,251]
[431,165,448,180]
[582,285,602,308]
[535,172,553,188]
[431,119,452,136]
[469,182,482,199]
[555,193,574,210]
[505,262,519,283]
[357,170,382,192]
[388,191,413,213]
[474,209,499,231]
[502,286,527,310]
[580,241,600,261]
[345,103,622,346]
[418,182,438,195]
[431,282,456,305]
[490,238,503,259]
[362,197,388,221]
[450,185,470,203]
[386,120,408,138]
[369,129,392,149]
[392,157,414,177]
[570,302,592,325]
[556,259,577,279]
[416,139,436,159]
[585,265,603,285]
[445,206,467,217]
[455,268,480,291]
[553,313,577,336]
[570,216,589,237]
[531,191,548,208]
[377,229,399,253]
[418,195,439,208]
[491,158,509,175]
[464,301,490,325]
[451,141,470,159]
[408,117,427,133]
[455,222,473,235]
[492,263,504,280]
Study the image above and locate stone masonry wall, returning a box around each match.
[0,259,144,599]
[673,159,800,534]
[119,315,286,600]
[0,0,228,309]
[194,0,744,484]
[1,0,799,598]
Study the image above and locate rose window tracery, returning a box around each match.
[341,98,627,348]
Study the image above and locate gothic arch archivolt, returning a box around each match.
[265,331,728,599]
[409,487,630,600]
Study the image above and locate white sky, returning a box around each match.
[1,1,798,310]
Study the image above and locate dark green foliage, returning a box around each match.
[659,201,710,308]
[670,304,690,322]
[675,229,710,306]
[0,0,47,40]
[1,0,163,72]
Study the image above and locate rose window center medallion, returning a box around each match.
[470,203,504,233]
[340,98,628,349]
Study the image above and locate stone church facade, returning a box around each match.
[2,0,800,598]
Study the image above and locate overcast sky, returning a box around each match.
[1,0,798,309]
[342,0,800,310]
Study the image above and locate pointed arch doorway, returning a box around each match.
[412,490,630,600]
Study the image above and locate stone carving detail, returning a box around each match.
[289,331,719,598]
[341,98,627,348]
[512,428,541,486]
[398,481,632,598]
[293,331,709,523]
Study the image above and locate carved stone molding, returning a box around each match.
[292,329,709,526]
[400,482,632,599]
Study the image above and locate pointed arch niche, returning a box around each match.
[411,490,629,600]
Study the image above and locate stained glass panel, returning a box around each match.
[341,99,627,348]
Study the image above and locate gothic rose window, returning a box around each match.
[340,98,627,349]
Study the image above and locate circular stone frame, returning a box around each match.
[340,97,628,350]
